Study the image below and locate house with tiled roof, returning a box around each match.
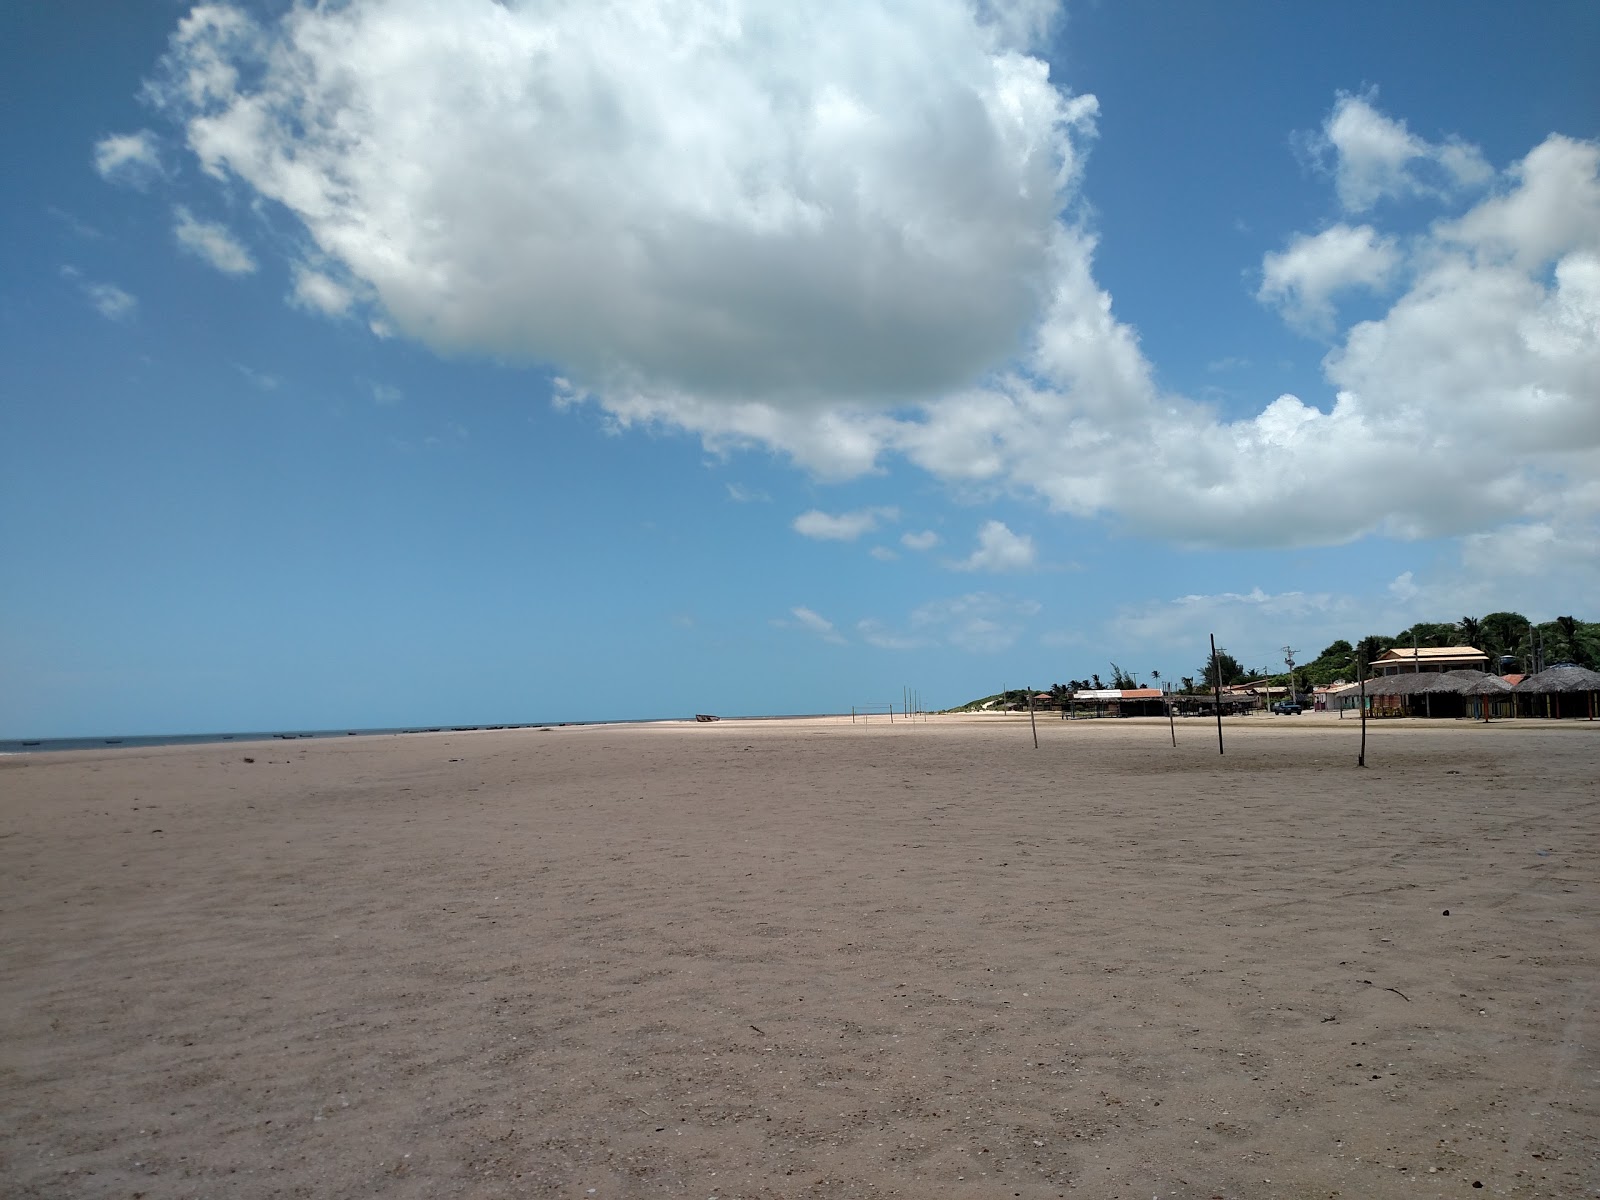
[1370,646,1489,676]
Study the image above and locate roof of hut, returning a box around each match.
[1512,664,1600,693]
[1462,673,1514,694]
[1362,670,1489,697]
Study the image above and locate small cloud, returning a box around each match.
[793,506,899,541]
[174,207,256,275]
[952,520,1035,572]
[92,130,162,187]
[858,592,1040,653]
[1388,570,1419,601]
[1206,355,1250,373]
[290,264,353,316]
[901,529,941,551]
[869,546,898,562]
[69,270,137,321]
[47,207,103,239]
[726,482,771,503]
[370,382,402,405]
[88,284,138,321]
[1257,223,1399,334]
[237,364,280,390]
[856,618,923,650]
[1311,90,1493,213]
[783,605,846,644]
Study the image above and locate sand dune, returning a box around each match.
[2,715,1596,1198]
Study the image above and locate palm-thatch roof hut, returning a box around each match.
[1462,671,1514,720]
[1513,665,1600,719]
[1360,669,1501,718]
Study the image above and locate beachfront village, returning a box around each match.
[955,610,1600,721]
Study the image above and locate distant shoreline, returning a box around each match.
[0,713,852,754]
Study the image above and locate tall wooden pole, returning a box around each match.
[1166,683,1177,747]
[1210,634,1225,756]
[1358,653,1367,767]
[1028,687,1039,749]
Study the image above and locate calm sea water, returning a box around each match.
[0,723,560,754]
[0,715,842,754]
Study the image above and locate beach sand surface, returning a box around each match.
[2,715,1596,1199]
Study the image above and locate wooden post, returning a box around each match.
[1210,635,1225,756]
[1028,687,1039,749]
[1358,653,1367,768]
[1166,684,1176,747]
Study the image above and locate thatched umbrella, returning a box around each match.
[1513,665,1600,719]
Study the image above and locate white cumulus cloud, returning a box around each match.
[953,520,1035,572]
[137,11,1600,555]
[793,507,899,541]
[1258,224,1399,333]
[291,266,354,316]
[1316,90,1492,212]
[93,130,162,186]
[173,207,256,274]
[155,0,1095,404]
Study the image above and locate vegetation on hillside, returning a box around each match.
[948,612,1597,708]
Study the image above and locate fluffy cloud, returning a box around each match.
[143,9,1600,553]
[793,507,898,541]
[93,130,162,186]
[901,530,941,551]
[1315,90,1491,212]
[173,207,256,274]
[290,266,354,316]
[1258,224,1399,333]
[953,520,1035,571]
[156,0,1094,404]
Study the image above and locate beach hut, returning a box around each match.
[1360,669,1489,718]
[1462,672,1513,721]
[1512,665,1600,719]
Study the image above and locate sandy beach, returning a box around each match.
[2,714,1596,1199]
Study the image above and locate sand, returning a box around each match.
[1,714,1596,1199]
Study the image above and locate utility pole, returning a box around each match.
[1281,645,1297,708]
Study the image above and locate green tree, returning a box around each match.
[1396,621,1458,648]
[1480,611,1531,660]
[1456,616,1484,649]
[1109,662,1139,689]
[1180,676,1196,693]
[1355,634,1393,670]
[1199,650,1246,689]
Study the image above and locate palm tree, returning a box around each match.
[1456,615,1484,650]
[1555,615,1580,663]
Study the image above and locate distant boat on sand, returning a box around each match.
[694,714,720,723]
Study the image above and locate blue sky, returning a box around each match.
[3,0,1597,736]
